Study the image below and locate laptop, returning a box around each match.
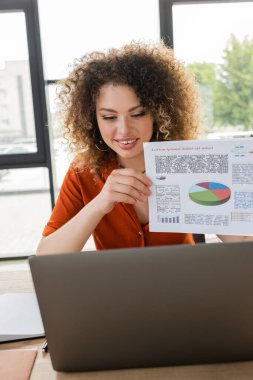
[29,241,253,372]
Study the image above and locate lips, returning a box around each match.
[115,138,139,150]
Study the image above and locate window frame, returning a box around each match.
[159,0,253,47]
[0,0,55,206]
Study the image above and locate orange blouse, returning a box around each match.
[43,165,195,249]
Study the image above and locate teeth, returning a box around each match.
[120,140,135,145]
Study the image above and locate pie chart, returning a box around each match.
[189,182,231,206]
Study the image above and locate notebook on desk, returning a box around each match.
[0,293,44,343]
[29,241,253,372]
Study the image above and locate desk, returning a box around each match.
[1,264,253,379]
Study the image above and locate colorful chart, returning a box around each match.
[189,182,231,206]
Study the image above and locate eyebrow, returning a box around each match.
[98,105,142,113]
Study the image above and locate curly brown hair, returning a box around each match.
[57,41,201,172]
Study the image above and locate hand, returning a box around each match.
[95,168,152,215]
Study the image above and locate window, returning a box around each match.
[0,12,37,153]
[0,0,53,258]
[0,1,49,168]
[0,167,51,258]
[172,1,253,137]
[38,0,160,80]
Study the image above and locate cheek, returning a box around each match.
[98,123,112,140]
[97,120,105,134]
[145,120,154,137]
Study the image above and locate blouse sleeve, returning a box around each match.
[42,165,84,237]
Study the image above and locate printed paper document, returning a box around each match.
[144,139,253,235]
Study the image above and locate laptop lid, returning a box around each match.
[29,241,253,372]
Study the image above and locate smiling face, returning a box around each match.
[96,83,154,169]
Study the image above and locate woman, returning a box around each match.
[36,42,252,255]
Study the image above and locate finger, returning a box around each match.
[116,176,151,196]
[112,192,140,205]
[112,168,152,186]
[110,171,152,195]
[109,183,146,202]
[109,173,151,196]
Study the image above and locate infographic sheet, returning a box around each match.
[144,139,253,235]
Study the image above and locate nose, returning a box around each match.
[118,116,131,134]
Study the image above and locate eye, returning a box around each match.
[102,115,117,120]
[132,111,146,118]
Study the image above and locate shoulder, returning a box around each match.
[63,164,95,193]
[67,160,117,189]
